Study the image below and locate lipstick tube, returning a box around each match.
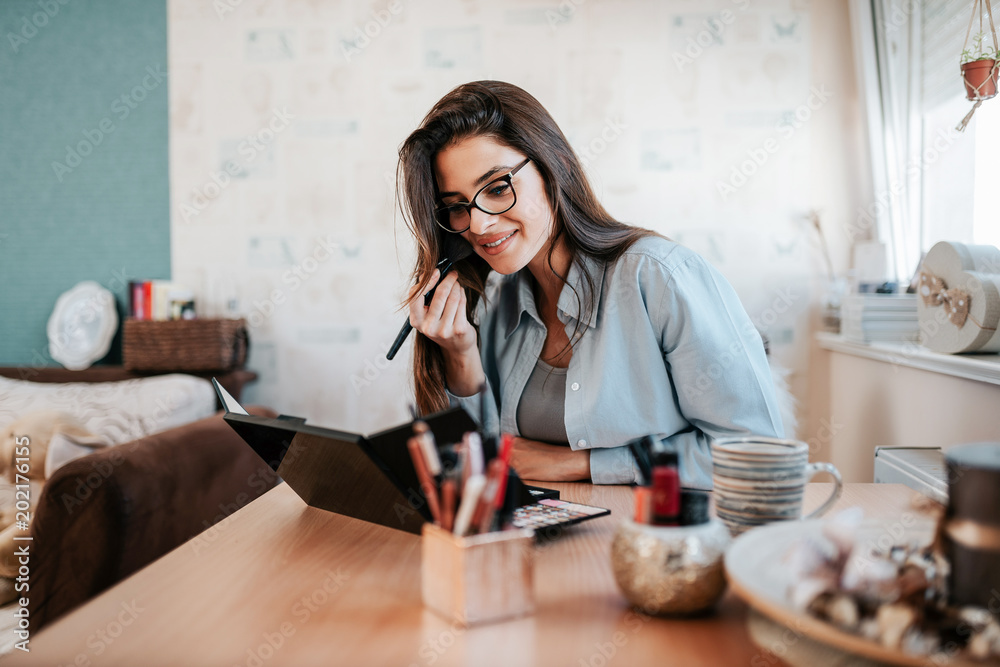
[651,445,680,526]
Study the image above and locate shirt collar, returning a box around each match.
[503,253,606,339]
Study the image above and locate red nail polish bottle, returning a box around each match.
[651,447,680,526]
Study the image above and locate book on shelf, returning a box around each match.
[842,323,920,343]
[843,331,921,343]
[128,280,195,321]
[841,309,919,322]
[844,320,920,331]
[841,293,919,343]
[842,294,917,310]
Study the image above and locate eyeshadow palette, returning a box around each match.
[511,498,610,532]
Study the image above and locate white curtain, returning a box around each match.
[849,0,976,282]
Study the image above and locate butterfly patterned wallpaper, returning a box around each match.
[168,0,867,436]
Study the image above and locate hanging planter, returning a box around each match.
[956,0,1000,131]
[962,56,999,100]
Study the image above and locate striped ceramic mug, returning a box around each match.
[710,436,842,537]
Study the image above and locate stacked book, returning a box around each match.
[841,294,919,343]
[128,280,195,321]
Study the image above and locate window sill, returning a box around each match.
[816,332,1000,387]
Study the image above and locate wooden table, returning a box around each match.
[9,483,936,667]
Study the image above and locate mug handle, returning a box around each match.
[802,462,843,520]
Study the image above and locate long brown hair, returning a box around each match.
[398,80,656,415]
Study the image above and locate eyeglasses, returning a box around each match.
[434,157,531,233]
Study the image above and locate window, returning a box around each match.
[852,0,999,282]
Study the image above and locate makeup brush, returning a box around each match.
[386,234,473,360]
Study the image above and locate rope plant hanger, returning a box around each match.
[957,0,999,131]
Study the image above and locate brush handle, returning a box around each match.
[385,258,456,361]
[386,320,412,361]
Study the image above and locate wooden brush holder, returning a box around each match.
[420,523,535,626]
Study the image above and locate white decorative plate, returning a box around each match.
[725,518,982,667]
[47,281,119,370]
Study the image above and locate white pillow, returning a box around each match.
[0,374,216,446]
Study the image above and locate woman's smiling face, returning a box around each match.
[433,136,556,276]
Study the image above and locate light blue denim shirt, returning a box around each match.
[447,236,784,488]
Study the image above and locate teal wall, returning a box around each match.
[0,0,169,366]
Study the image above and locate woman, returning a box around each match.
[398,81,783,487]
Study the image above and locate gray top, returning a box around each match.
[447,235,784,488]
[516,359,569,446]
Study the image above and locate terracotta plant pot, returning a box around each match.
[961,59,999,100]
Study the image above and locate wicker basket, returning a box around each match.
[123,318,249,372]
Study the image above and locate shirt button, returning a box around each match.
[571,382,580,391]
[577,439,587,447]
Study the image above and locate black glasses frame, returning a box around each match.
[434,157,532,234]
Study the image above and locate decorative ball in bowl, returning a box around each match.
[610,519,730,615]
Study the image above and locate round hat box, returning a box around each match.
[916,241,1000,354]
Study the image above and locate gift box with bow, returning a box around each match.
[917,241,1000,354]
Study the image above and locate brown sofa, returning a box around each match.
[26,406,278,630]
